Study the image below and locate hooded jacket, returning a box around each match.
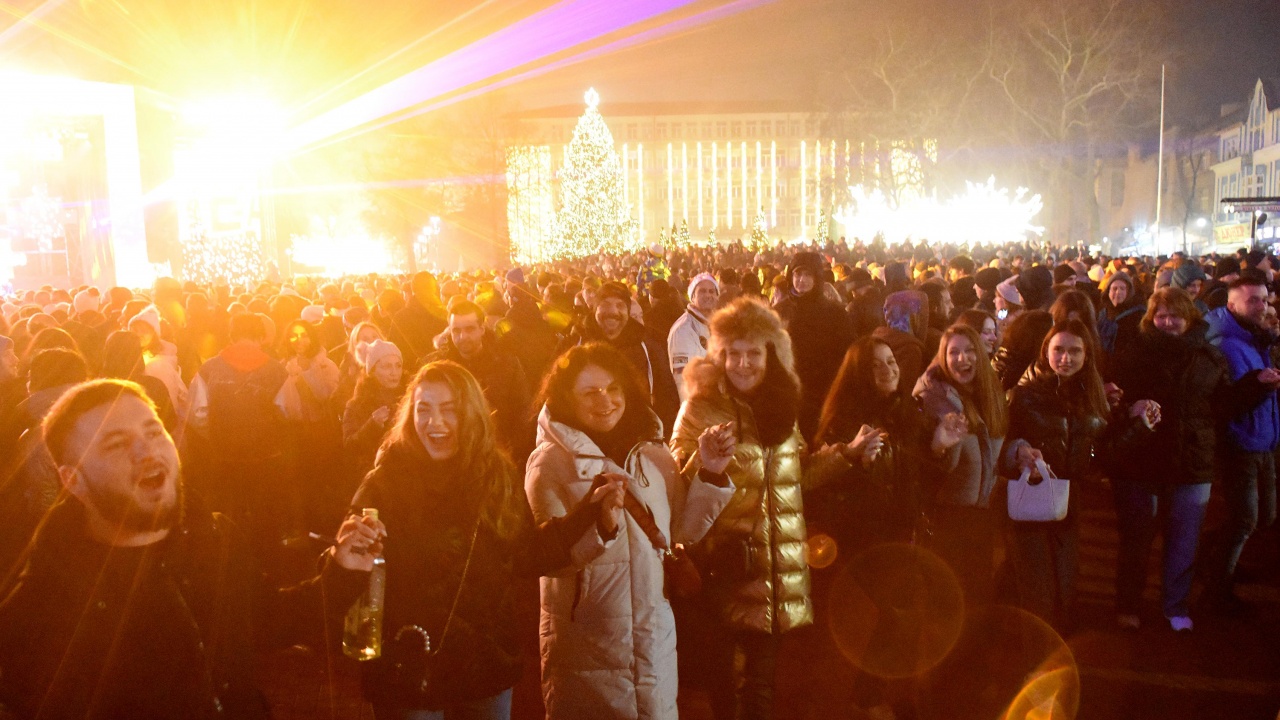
[525,407,733,720]
[670,356,850,635]
[1205,306,1280,453]
[872,290,931,389]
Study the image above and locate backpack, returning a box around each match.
[1096,306,1142,355]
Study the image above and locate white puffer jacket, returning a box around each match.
[525,407,734,720]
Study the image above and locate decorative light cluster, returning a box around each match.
[19,185,64,252]
[506,145,555,264]
[834,176,1044,246]
[551,88,636,258]
[182,230,265,288]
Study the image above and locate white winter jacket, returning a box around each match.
[667,307,711,402]
[525,407,734,720]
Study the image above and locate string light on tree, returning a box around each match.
[676,218,690,247]
[553,88,635,258]
[751,208,769,248]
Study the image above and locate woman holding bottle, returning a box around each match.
[326,360,619,720]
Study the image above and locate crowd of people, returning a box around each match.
[0,235,1276,719]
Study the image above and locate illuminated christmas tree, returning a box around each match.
[751,209,769,247]
[554,89,633,257]
[816,208,831,244]
[676,218,690,247]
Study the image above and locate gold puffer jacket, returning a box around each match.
[671,358,849,634]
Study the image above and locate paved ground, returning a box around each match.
[263,478,1280,720]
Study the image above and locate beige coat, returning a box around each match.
[526,407,734,720]
[670,358,849,634]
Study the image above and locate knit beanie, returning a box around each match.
[73,290,99,315]
[975,267,1003,293]
[597,281,631,306]
[687,273,719,298]
[358,339,402,373]
[1171,262,1207,290]
[126,305,162,338]
[300,305,325,325]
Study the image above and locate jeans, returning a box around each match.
[705,629,781,720]
[372,689,511,720]
[929,505,996,607]
[1007,518,1079,630]
[1219,451,1277,583]
[1113,481,1211,618]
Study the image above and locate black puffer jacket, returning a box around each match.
[776,290,856,441]
[1109,324,1233,485]
[1003,365,1149,518]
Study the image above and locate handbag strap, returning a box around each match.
[431,515,482,656]
[622,490,672,555]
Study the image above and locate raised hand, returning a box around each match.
[591,473,629,535]
[697,422,737,475]
[931,413,968,452]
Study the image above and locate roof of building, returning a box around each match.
[509,100,813,120]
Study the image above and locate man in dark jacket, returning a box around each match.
[188,314,291,559]
[390,271,448,367]
[0,379,376,720]
[428,299,534,459]
[1204,272,1280,613]
[775,251,855,440]
[564,281,681,438]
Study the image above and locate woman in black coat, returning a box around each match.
[1109,288,1237,631]
[325,361,618,720]
[1002,318,1157,630]
[814,336,952,552]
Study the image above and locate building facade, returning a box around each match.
[1210,79,1280,247]
[507,98,927,259]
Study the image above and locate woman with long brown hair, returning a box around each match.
[526,342,735,720]
[1001,318,1159,630]
[912,324,1007,606]
[333,361,618,720]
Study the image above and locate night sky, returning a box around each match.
[3,0,1278,129]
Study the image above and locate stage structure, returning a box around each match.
[0,71,148,291]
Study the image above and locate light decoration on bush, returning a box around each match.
[834,176,1044,246]
[552,88,635,258]
[182,230,265,287]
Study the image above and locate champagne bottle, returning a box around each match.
[342,508,386,661]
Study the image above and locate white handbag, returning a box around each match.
[1006,458,1069,522]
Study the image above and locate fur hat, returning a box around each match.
[358,339,402,373]
[686,297,797,399]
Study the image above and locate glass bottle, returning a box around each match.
[342,508,386,661]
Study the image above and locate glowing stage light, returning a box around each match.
[290,224,396,276]
[834,176,1044,247]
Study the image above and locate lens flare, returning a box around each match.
[825,543,965,679]
[918,605,1079,720]
[806,533,839,569]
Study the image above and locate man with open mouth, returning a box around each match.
[0,378,382,719]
